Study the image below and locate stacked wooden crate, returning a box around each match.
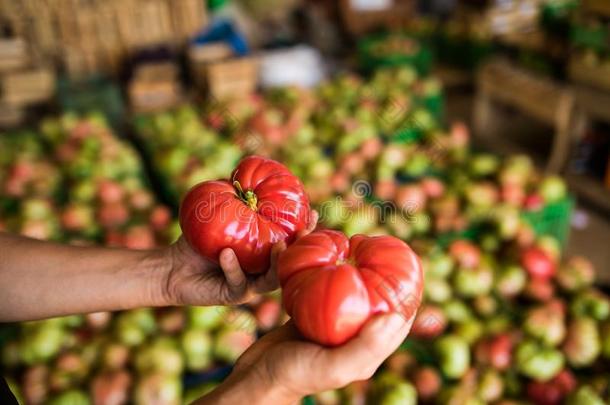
[0,37,56,127]
[188,42,259,99]
[0,0,207,77]
[128,62,183,113]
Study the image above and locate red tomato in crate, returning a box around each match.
[179,156,310,274]
[521,247,556,280]
[278,230,423,346]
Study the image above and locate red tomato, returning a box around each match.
[278,230,423,346]
[449,239,481,269]
[526,370,575,405]
[521,247,556,280]
[475,334,513,371]
[179,156,310,274]
[410,305,447,339]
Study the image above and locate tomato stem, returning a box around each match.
[233,181,258,211]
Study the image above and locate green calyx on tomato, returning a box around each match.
[233,180,258,211]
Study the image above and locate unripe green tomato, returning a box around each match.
[48,389,90,405]
[563,317,601,367]
[455,319,484,345]
[453,266,493,298]
[188,306,228,330]
[424,276,452,304]
[426,253,454,279]
[379,381,417,405]
[566,386,605,405]
[477,369,504,403]
[181,329,213,371]
[436,335,470,379]
[516,341,564,381]
[443,299,473,323]
[495,265,527,298]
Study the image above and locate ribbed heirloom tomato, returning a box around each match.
[179,155,310,274]
[278,230,423,346]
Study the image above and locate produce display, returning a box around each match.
[1,62,609,405]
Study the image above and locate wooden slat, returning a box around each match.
[573,85,610,124]
[569,58,610,94]
[478,60,569,125]
[582,0,610,18]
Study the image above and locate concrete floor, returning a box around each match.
[444,88,610,285]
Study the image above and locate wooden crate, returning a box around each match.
[134,62,179,82]
[569,57,610,93]
[171,0,208,40]
[188,42,234,87]
[339,0,414,36]
[582,0,610,18]
[1,69,56,106]
[205,57,259,99]
[0,38,30,72]
[0,103,26,128]
[128,79,182,114]
[474,59,576,173]
[0,0,207,78]
[484,0,542,36]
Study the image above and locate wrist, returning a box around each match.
[137,247,174,308]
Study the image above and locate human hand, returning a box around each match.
[158,210,318,307]
[194,313,414,404]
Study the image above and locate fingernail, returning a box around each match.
[222,249,235,262]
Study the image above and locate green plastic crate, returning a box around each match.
[57,75,125,129]
[521,196,574,246]
[571,24,609,53]
[358,33,433,76]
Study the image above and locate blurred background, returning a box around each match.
[1,0,610,404]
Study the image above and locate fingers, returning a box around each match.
[323,313,413,384]
[219,248,247,294]
[253,241,286,293]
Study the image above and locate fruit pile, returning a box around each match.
[133,106,243,200]
[0,119,284,404]
[1,302,281,405]
[0,131,63,240]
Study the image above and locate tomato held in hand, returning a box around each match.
[179,155,310,274]
[278,230,423,346]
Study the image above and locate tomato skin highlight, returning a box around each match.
[179,155,310,275]
[278,230,423,346]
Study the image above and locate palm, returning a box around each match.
[164,237,277,306]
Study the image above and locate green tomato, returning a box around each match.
[436,335,470,379]
[48,389,90,405]
[516,341,564,381]
[188,306,228,330]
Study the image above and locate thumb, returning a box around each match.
[219,248,247,293]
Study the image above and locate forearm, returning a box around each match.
[0,232,169,322]
[192,367,300,405]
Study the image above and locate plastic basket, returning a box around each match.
[436,35,494,69]
[358,33,433,75]
[521,196,574,246]
[571,24,609,53]
[57,75,125,129]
